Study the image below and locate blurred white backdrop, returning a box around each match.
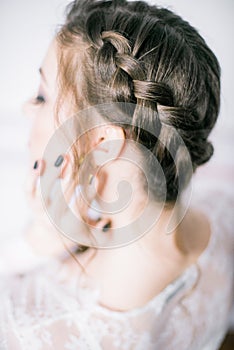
[0,0,233,240]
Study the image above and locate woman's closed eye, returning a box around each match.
[33,94,46,105]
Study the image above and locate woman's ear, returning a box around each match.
[92,125,125,166]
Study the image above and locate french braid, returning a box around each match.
[57,0,220,201]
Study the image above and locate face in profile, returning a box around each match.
[23,41,59,167]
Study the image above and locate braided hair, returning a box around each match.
[57,0,220,202]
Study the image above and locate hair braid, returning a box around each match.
[57,0,220,201]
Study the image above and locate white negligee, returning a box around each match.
[0,187,233,350]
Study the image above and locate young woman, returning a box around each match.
[0,1,233,349]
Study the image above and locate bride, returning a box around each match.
[0,1,233,349]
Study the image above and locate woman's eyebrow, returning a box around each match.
[39,67,47,84]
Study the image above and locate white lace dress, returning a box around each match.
[0,187,233,350]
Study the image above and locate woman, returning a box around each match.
[0,0,233,349]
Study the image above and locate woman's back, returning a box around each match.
[1,186,233,350]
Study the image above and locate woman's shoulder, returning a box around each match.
[0,262,105,350]
[188,181,234,249]
[0,261,78,322]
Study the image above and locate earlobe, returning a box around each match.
[92,125,125,166]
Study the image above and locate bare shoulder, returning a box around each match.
[179,208,212,261]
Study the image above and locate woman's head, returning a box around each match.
[25,0,221,233]
[55,0,220,204]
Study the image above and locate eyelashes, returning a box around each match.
[32,94,46,105]
[31,94,46,106]
[31,81,47,105]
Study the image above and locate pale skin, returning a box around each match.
[23,39,211,311]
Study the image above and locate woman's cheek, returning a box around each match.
[29,107,55,161]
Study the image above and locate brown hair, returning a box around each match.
[56,0,220,202]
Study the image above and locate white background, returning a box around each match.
[0,0,233,238]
